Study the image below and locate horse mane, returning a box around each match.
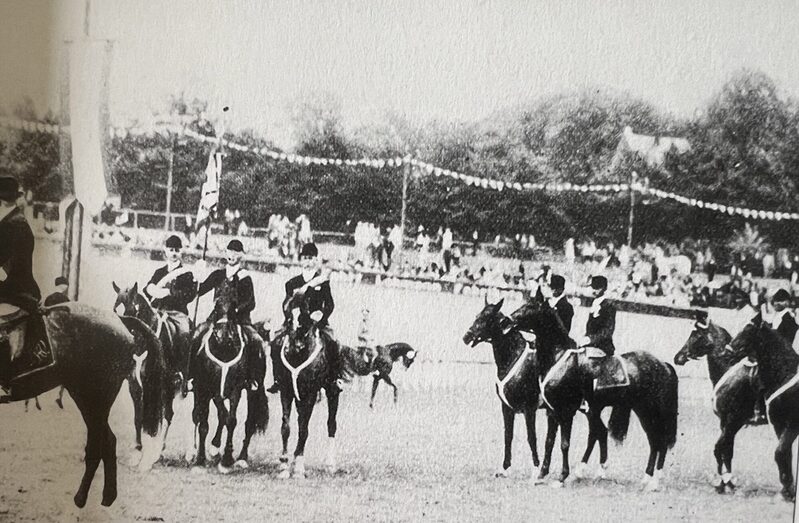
[758,324,799,369]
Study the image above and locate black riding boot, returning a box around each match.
[266,342,283,394]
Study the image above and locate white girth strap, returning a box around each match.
[280,332,324,402]
[540,348,584,410]
[202,326,246,397]
[765,371,799,424]
[132,351,148,387]
[495,347,534,408]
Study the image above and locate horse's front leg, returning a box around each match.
[497,403,514,477]
[325,388,340,473]
[369,375,380,408]
[554,415,574,487]
[278,390,293,479]
[192,392,210,468]
[523,403,540,480]
[292,396,317,479]
[218,392,241,472]
[775,425,799,502]
[209,397,227,458]
[538,410,558,483]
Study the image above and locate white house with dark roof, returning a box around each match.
[609,126,691,171]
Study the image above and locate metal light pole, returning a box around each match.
[627,171,638,246]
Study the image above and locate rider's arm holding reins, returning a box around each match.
[197,269,223,298]
[173,272,198,307]
[235,274,255,318]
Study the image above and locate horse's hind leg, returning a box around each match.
[523,404,540,479]
[713,416,746,493]
[70,392,109,508]
[325,388,340,473]
[775,424,799,501]
[369,375,380,408]
[129,381,143,452]
[555,415,574,485]
[101,424,118,506]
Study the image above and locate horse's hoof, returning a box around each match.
[101,490,118,507]
[645,478,660,492]
[573,462,589,479]
[781,488,795,503]
[208,445,220,458]
[594,463,608,480]
[234,460,249,470]
[277,468,290,480]
[529,467,541,483]
[73,492,88,509]
[549,480,564,489]
[217,463,232,475]
[494,468,509,478]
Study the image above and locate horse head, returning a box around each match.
[728,313,764,361]
[674,311,725,365]
[401,348,418,369]
[112,281,151,321]
[462,298,505,347]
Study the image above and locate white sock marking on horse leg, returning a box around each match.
[721,472,732,483]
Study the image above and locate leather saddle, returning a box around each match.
[0,306,55,386]
[584,347,630,391]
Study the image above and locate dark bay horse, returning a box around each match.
[673,314,758,493]
[189,306,269,473]
[273,291,342,479]
[338,342,417,408]
[112,281,190,465]
[1,303,165,507]
[525,307,678,490]
[462,298,558,481]
[729,315,799,501]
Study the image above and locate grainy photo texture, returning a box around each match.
[0,1,798,521]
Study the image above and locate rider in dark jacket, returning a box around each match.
[579,275,616,356]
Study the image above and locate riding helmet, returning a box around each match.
[0,175,22,202]
[772,288,791,303]
[550,274,566,290]
[590,275,608,290]
[165,234,183,249]
[227,239,244,253]
[300,242,319,258]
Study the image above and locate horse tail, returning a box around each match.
[608,405,632,444]
[662,363,679,450]
[247,387,270,435]
[120,315,168,437]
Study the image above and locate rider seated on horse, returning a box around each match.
[543,274,574,335]
[749,288,797,424]
[578,275,616,356]
[0,175,42,401]
[192,239,264,390]
[267,242,344,394]
[143,234,197,382]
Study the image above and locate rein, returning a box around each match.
[280,331,325,402]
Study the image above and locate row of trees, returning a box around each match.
[2,69,798,251]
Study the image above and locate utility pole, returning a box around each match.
[627,171,637,247]
[163,135,176,230]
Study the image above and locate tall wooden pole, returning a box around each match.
[164,135,176,230]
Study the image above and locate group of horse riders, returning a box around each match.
[0,172,347,401]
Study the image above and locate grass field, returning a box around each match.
[0,241,795,522]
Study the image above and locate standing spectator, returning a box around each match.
[564,237,575,264]
[441,227,454,273]
[472,230,479,256]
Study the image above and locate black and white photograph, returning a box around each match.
[1,1,798,521]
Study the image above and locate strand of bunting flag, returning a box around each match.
[1,115,797,221]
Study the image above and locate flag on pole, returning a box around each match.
[195,151,222,231]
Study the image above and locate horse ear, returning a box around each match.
[132,282,138,294]
[495,298,504,310]
[112,281,120,294]
[484,293,489,306]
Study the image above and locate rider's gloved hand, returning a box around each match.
[0,267,6,282]
[310,311,323,323]
[578,336,592,347]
